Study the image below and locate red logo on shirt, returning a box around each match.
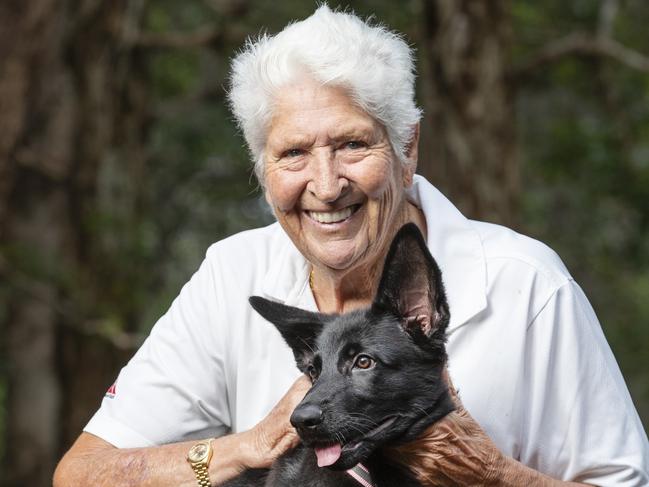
[105,382,117,398]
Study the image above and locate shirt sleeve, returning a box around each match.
[520,279,649,485]
[84,250,232,447]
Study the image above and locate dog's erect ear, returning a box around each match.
[372,223,450,342]
[249,296,329,370]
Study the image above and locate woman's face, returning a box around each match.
[264,80,416,272]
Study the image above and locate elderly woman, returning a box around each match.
[54,6,648,487]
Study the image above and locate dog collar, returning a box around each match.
[346,463,375,487]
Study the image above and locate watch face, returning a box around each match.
[188,443,209,463]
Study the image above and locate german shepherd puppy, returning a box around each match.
[224,223,454,486]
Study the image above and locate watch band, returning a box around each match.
[190,462,211,487]
[187,439,214,487]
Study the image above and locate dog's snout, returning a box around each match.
[290,403,323,429]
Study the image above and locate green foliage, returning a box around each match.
[149,51,202,99]
[514,1,649,423]
[145,0,217,32]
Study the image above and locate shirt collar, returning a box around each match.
[261,175,487,331]
[261,227,314,309]
[406,175,487,332]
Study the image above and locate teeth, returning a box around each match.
[308,206,355,223]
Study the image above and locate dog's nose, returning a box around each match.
[290,403,323,429]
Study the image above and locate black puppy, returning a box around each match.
[224,223,454,486]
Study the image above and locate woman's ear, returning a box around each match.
[403,123,420,186]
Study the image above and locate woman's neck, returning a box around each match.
[311,202,427,314]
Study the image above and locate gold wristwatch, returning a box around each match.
[187,439,214,487]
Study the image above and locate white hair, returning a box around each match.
[227,5,423,182]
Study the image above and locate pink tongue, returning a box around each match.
[314,443,342,467]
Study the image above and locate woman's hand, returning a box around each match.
[387,370,589,486]
[240,375,312,469]
[389,403,504,485]
[386,369,503,486]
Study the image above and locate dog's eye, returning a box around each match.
[306,365,318,381]
[353,355,375,370]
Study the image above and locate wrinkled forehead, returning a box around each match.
[266,79,386,143]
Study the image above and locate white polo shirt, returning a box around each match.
[85,175,649,485]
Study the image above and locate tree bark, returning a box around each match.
[0,1,146,485]
[417,0,519,227]
[0,2,74,484]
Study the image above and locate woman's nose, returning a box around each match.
[307,152,348,203]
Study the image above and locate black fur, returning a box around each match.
[223,224,454,486]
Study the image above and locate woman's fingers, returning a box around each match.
[244,376,311,469]
[387,378,505,487]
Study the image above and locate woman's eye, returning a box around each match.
[344,141,366,150]
[353,355,375,370]
[284,148,304,158]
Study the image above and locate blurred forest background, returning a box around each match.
[1,0,648,485]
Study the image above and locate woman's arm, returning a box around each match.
[53,376,311,487]
[54,433,245,487]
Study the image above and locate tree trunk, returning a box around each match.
[0,1,146,485]
[417,0,519,227]
[1,2,74,484]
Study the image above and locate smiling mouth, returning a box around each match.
[306,204,361,224]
